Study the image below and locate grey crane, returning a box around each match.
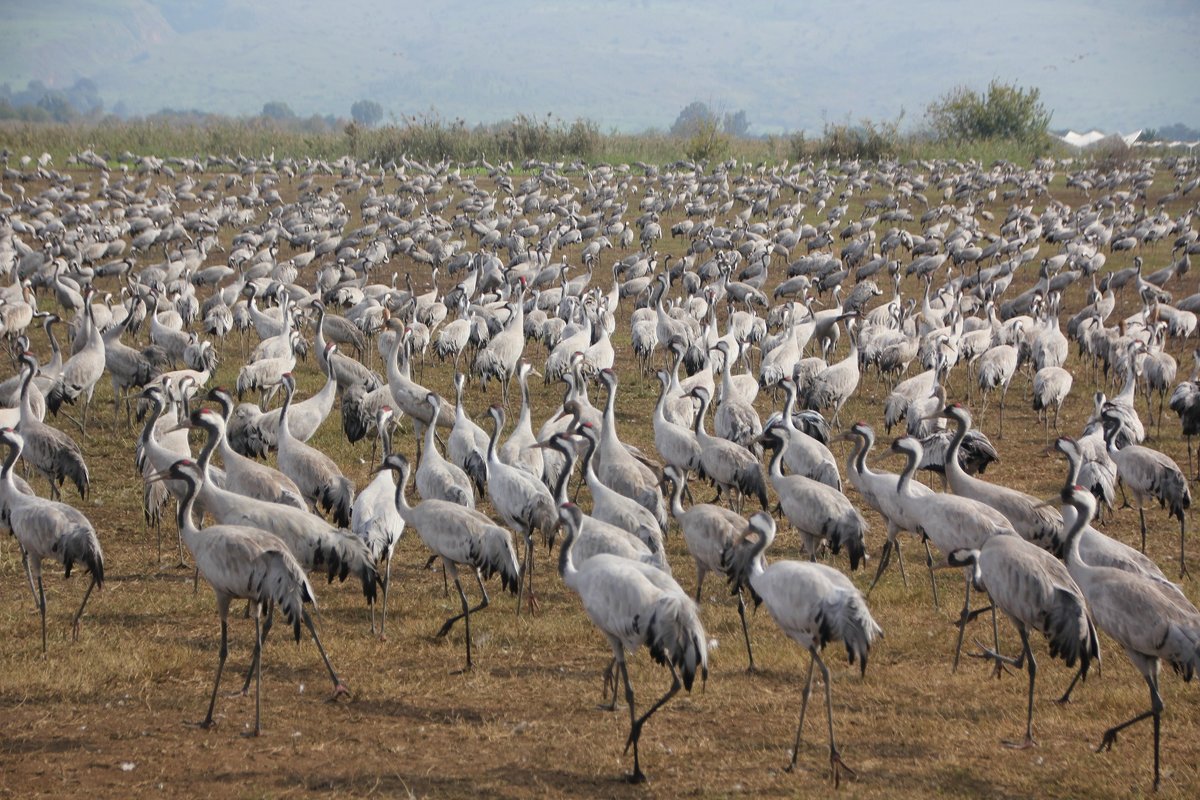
[15,353,89,500]
[383,325,453,457]
[593,369,669,527]
[377,453,520,671]
[556,502,707,784]
[195,400,305,510]
[45,293,106,433]
[277,373,354,526]
[484,404,556,613]
[535,432,665,574]
[891,436,1015,666]
[574,422,667,555]
[447,372,489,497]
[149,459,347,734]
[760,428,866,569]
[189,408,379,610]
[0,428,103,652]
[947,531,1099,748]
[835,422,931,592]
[498,361,543,480]
[768,377,840,489]
[1051,436,1184,600]
[1056,486,1200,792]
[1167,349,1200,477]
[687,386,768,512]
[652,369,703,487]
[1101,406,1191,577]
[1032,366,1072,434]
[661,464,754,668]
[722,511,881,785]
[415,393,474,508]
[935,404,1064,554]
[351,406,405,637]
[101,310,165,426]
[804,318,860,426]
[473,281,527,403]
[975,341,1020,438]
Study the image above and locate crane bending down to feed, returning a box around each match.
[723,511,881,786]
[557,502,708,784]
[150,458,348,735]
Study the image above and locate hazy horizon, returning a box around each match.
[2,0,1197,136]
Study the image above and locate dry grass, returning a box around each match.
[0,162,1197,798]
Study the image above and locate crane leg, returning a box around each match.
[1056,664,1088,704]
[197,618,228,729]
[1097,672,1163,792]
[815,648,854,787]
[623,662,681,785]
[785,649,816,773]
[867,539,893,596]
[923,539,940,610]
[302,609,350,700]
[598,657,618,711]
[251,609,262,736]
[36,574,47,655]
[894,537,909,587]
[376,552,394,640]
[241,603,275,696]
[22,551,38,612]
[1138,507,1147,553]
[1179,516,1189,580]
[736,589,756,673]
[70,575,98,641]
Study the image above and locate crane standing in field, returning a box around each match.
[947,532,1099,749]
[1056,485,1200,792]
[149,458,347,734]
[723,511,881,785]
[1101,406,1191,577]
[557,502,708,784]
[0,428,103,653]
[377,453,520,671]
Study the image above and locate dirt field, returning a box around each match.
[0,158,1197,798]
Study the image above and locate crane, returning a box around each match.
[1101,406,1191,577]
[834,422,931,592]
[351,406,405,637]
[661,464,754,668]
[1056,486,1200,792]
[687,386,769,512]
[148,458,347,734]
[760,429,866,570]
[377,453,519,671]
[415,393,475,508]
[14,353,89,501]
[722,511,880,785]
[484,404,556,613]
[947,532,1098,748]
[556,502,707,783]
[0,428,103,652]
[277,373,355,527]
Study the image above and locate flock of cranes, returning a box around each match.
[0,147,1199,791]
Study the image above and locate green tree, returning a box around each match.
[261,101,295,121]
[671,101,718,136]
[926,80,1051,143]
[723,109,750,138]
[351,99,383,127]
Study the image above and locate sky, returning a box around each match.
[1,0,1197,135]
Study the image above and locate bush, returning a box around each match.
[927,80,1051,143]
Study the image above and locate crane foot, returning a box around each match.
[1002,735,1038,750]
[327,683,350,703]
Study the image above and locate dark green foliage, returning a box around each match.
[926,80,1051,143]
[350,99,383,127]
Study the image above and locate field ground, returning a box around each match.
[0,161,1197,798]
